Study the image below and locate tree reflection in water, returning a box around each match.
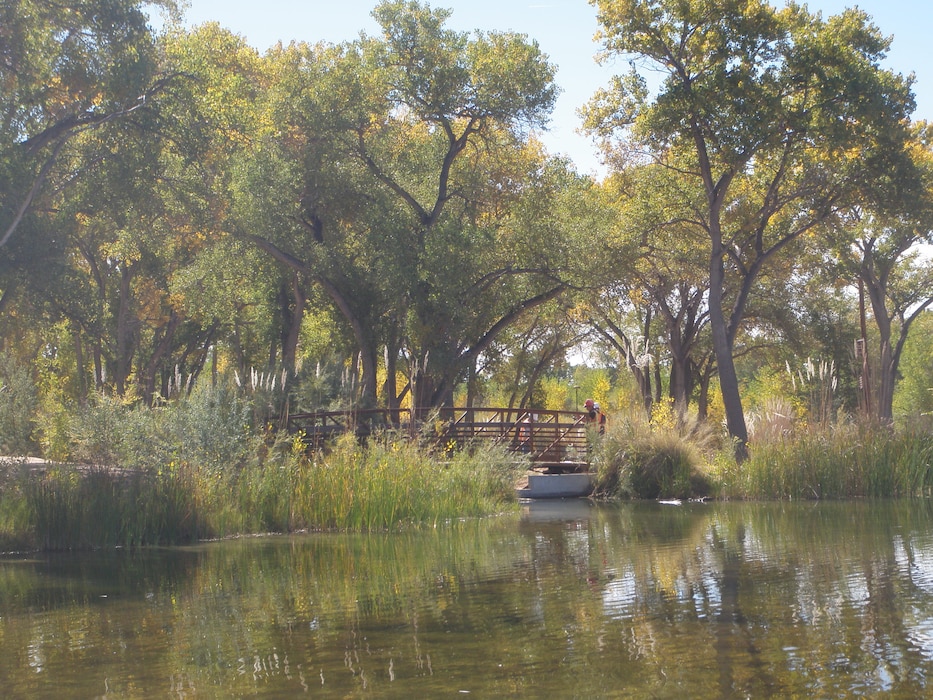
[2,500,933,697]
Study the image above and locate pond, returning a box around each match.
[3,500,933,698]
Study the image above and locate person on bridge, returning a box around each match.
[583,399,606,435]
[594,402,607,434]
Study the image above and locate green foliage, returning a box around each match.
[894,311,933,419]
[132,381,254,473]
[745,357,839,430]
[0,0,168,253]
[0,401,522,549]
[290,354,368,413]
[0,461,32,551]
[230,1,575,411]
[68,394,127,467]
[68,381,253,472]
[586,0,921,453]
[22,464,206,549]
[3,0,931,519]
[290,434,521,532]
[592,407,712,500]
[724,426,933,500]
[0,352,37,455]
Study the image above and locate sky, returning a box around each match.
[162,0,933,177]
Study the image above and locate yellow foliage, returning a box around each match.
[400,372,413,410]
[541,377,569,410]
[704,382,725,429]
[135,277,170,323]
[592,375,612,409]
[649,399,677,433]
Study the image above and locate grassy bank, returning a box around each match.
[0,435,522,551]
[589,407,933,502]
[719,425,933,500]
[590,407,718,500]
[0,381,524,551]
[4,381,932,551]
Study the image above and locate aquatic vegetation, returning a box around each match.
[719,424,933,500]
[0,427,522,551]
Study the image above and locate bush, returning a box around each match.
[1,418,523,550]
[591,407,713,500]
[69,393,127,466]
[67,381,253,472]
[0,352,38,456]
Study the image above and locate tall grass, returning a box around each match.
[20,463,208,549]
[591,403,715,500]
[588,404,933,502]
[290,434,520,531]
[1,412,523,551]
[0,460,32,551]
[720,424,933,500]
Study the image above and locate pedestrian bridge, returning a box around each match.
[287,407,594,473]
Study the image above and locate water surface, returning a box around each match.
[3,500,933,697]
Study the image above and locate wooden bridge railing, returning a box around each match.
[286,408,408,448]
[286,407,593,470]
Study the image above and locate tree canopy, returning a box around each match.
[0,0,930,454]
[584,0,923,455]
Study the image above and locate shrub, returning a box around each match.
[592,407,712,500]
[0,352,38,456]
[3,421,523,549]
[66,381,253,472]
[69,393,127,466]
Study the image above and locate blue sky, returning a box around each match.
[166,0,932,176]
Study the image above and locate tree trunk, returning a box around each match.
[140,310,180,405]
[696,364,712,422]
[73,329,88,403]
[412,365,434,419]
[864,265,896,426]
[669,350,691,416]
[466,358,478,409]
[877,339,895,425]
[709,250,748,460]
[281,274,306,379]
[383,343,399,416]
[0,283,14,320]
[93,343,104,391]
[114,264,138,397]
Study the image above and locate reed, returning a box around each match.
[725,425,933,500]
[17,463,207,549]
[1,428,522,550]
[288,434,521,532]
[0,461,33,551]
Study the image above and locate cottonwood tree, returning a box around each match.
[159,24,310,382]
[892,311,933,419]
[242,1,587,412]
[584,0,919,458]
[826,124,933,423]
[34,22,268,402]
[590,165,713,418]
[0,0,177,255]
